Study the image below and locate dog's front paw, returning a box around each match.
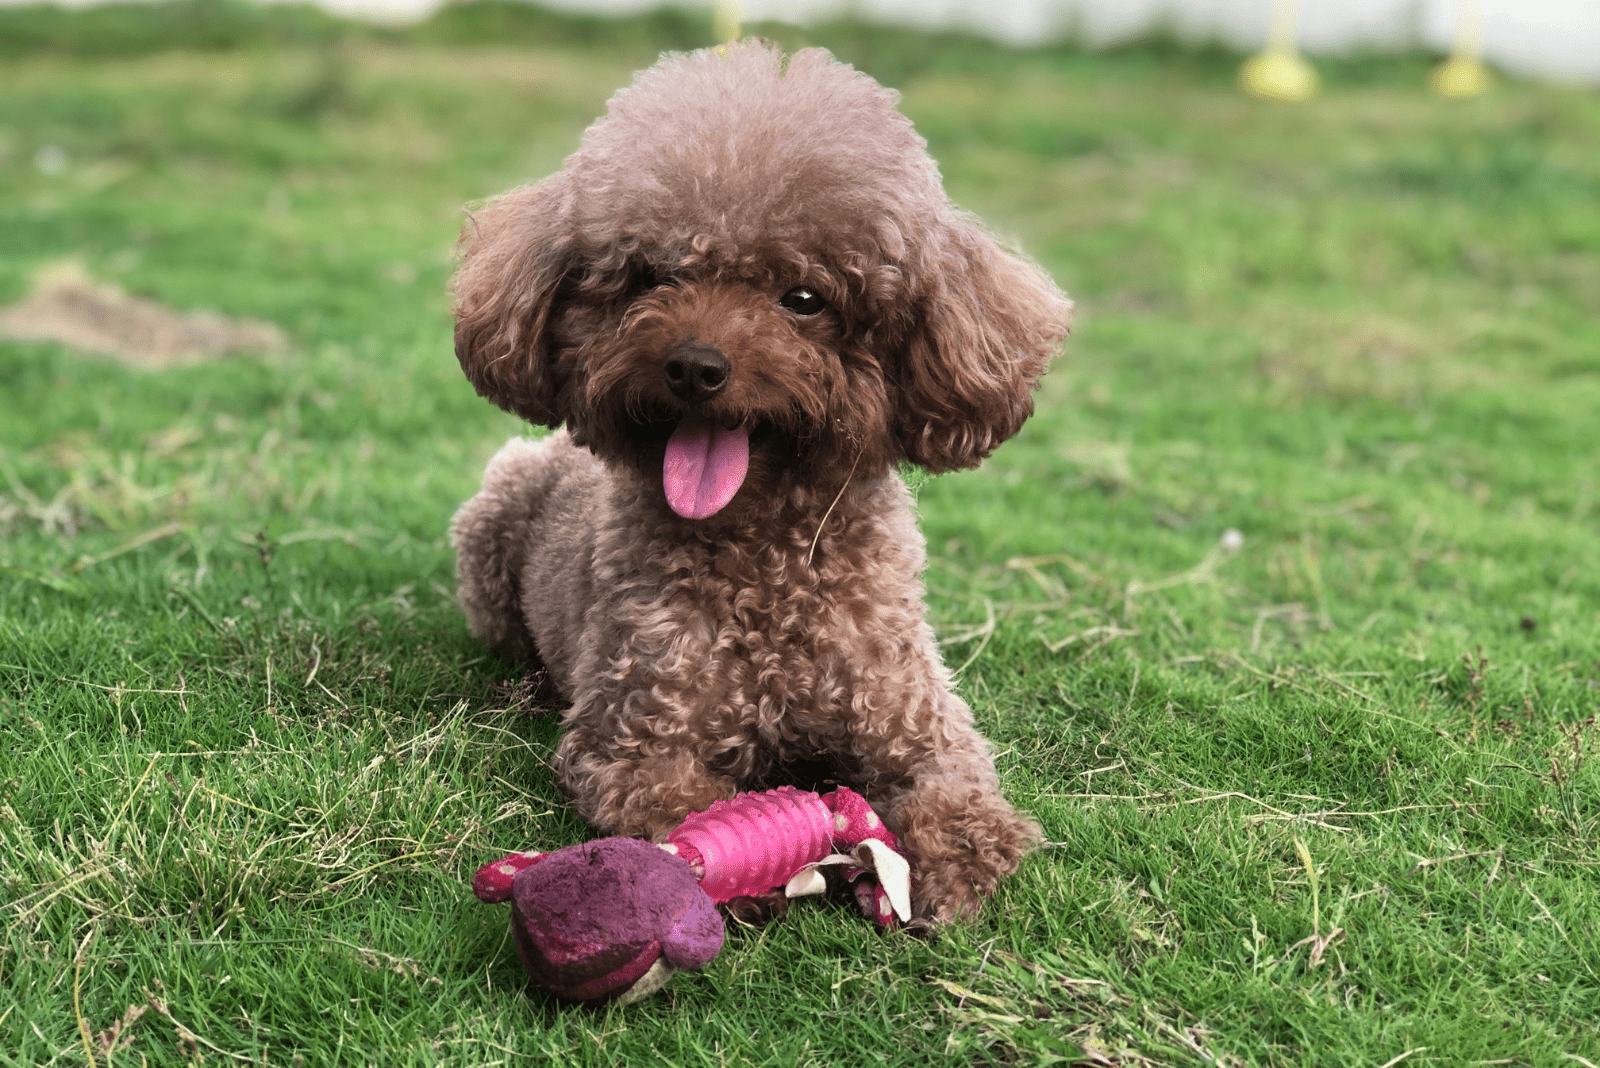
[895,788,1041,924]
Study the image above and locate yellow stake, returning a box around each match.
[1431,0,1493,97]
[1239,0,1318,102]
[712,0,742,44]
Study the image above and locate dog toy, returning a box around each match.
[472,786,910,1003]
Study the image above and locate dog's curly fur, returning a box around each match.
[450,43,1071,922]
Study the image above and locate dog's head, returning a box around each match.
[453,44,1070,522]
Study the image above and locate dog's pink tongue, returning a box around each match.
[663,417,749,520]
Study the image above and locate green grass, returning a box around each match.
[2,3,1598,1065]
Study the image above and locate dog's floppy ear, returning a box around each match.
[452,179,576,427]
[895,219,1071,472]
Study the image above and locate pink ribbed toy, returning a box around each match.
[664,785,907,927]
[667,786,836,901]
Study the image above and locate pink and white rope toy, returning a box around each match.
[472,786,910,1003]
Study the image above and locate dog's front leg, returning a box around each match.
[553,700,741,842]
[871,696,1041,924]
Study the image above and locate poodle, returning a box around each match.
[449,43,1071,923]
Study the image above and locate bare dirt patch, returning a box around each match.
[0,262,286,368]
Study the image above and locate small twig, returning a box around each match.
[315,678,348,710]
[196,785,287,821]
[807,450,862,568]
[58,678,203,698]
[1004,552,1115,593]
[1240,813,1350,833]
[1307,668,1386,708]
[316,847,443,894]
[1078,761,1127,789]
[1320,803,1473,817]
[1178,790,1299,818]
[1121,543,1233,616]
[275,527,368,546]
[7,859,116,922]
[1040,624,1139,654]
[323,938,437,982]
[70,521,185,573]
[1410,849,1499,874]
[1127,757,1362,832]
[938,599,996,647]
[1376,1048,1428,1068]
[948,599,996,676]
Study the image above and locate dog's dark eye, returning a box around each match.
[779,287,826,316]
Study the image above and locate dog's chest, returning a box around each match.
[610,533,921,730]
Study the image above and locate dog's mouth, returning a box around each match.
[611,396,812,521]
[662,415,749,520]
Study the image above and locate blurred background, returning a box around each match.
[332,0,1600,82]
[5,0,1597,80]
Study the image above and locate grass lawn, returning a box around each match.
[2,3,1598,1064]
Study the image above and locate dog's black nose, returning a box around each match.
[663,340,731,403]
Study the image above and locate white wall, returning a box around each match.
[8,0,1598,83]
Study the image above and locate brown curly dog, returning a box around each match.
[450,43,1070,923]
